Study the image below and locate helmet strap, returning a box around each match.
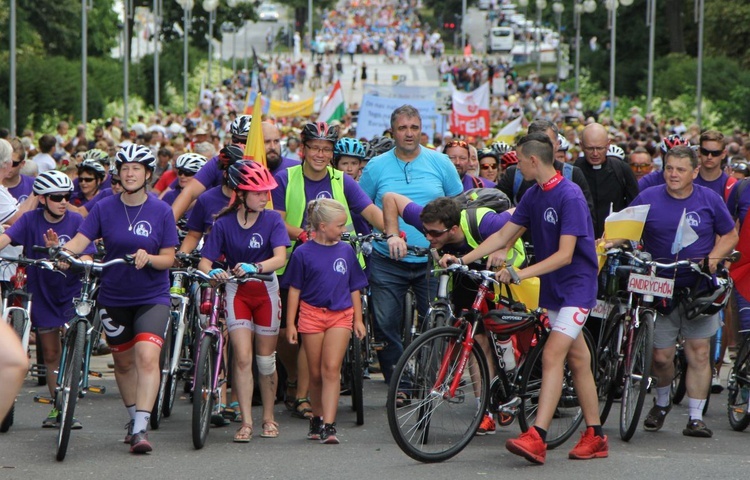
[43,200,64,221]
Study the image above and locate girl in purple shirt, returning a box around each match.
[198,161,289,443]
[284,198,368,444]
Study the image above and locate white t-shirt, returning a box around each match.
[32,153,56,173]
[0,186,21,281]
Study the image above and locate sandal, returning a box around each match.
[233,423,253,443]
[284,380,298,411]
[395,392,411,409]
[260,420,280,438]
[291,397,313,419]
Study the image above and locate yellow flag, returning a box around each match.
[597,239,608,274]
[243,94,267,169]
[604,205,650,242]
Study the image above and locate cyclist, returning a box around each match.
[284,198,368,444]
[60,144,178,454]
[443,132,606,464]
[4,138,34,203]
[624,145,737,438]
[556,134,571,164]
[333,137,366,181]
[161,153,206,208]
[0,171,95,428]
[446,140,496,190]
[477,148,500,183]
[199,160,289,443]
[71,158,106,207]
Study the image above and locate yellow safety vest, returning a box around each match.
[459,207,526,267]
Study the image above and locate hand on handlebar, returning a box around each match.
[387,235,408,260]
[496,265,521,285]
[131,249,151,270]
[208,268,229,281]
[438,254,459,268]
[485,249,507,270]
[233,262,258,276]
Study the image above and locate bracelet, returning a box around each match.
[385,233,399,240]
[254,262,263,273]
[457,257,464,265]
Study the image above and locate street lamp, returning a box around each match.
[153,0,163,114]
[645,0,655,114]
[82,0,90,124]
[552,1,564,85]
[518,0,528,63]
[9,0,16,135]
[574,0,596,93]
[535,0,546,74]
[605,0,633,125]
[696,0,705,128]
[203,0,219,88]
[175,0,194,113]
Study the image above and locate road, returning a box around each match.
[0,349,748,479]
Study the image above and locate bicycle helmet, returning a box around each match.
[558,134,570,152]
[175,152,207,174]
[683,275,733,320]
[606,144,625,161]
[77,158,107,179]
[478,147,500,161]
[109,162,118,176]
[33,170,73,195]
[369,136,395,156]
[218,144,245,170]
[660,134,686,155]
[491,141,513,155]
[83,148,109,163]
[301,121,339,144]
[227,160,278,192]
[115,144,157,171]
[230,115,252,139]
[361,141,375,161]
[501,150,518,168]
[334,137,366,160]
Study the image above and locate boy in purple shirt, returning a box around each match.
[444,132,605,464]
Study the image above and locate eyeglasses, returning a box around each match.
[47,193,72,202]
[177,169,196,177]
[583,145,607,153]
[700,147,724,157]
[480,164,498,170]
[111,178,122,186]
[305,145,334,155]
[79,177,96,183]
[630,163,652,172]
[424,227,450,237]
[400,161,412,184]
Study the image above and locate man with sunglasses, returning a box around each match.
[628,147,654,181]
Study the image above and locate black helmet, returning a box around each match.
[301,122,338,144]
[218,144,245,170]
[683,274,733,320]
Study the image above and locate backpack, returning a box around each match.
[513,162,574,204]
[455,188,512,242]
[730,177,749,219]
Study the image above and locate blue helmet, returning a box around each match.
[334,138,366,160]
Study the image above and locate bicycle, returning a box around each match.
[189,269,272,449]
[727,331,750,431]
[386,264,595,463]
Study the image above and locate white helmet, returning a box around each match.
[230,115,252,139]
[77,158,107,178]
[115,144,157,171]
[33,170,73,195]
[607,144,625,161]
[175,153,207,174]
[558,134,570,152]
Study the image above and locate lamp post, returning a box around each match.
[123,0,133,130]
[645,0,655,114]
[82,0,90,124]
[203,0,219,88]
[153,0,162,114]
[695,0,705,128]
[461,0,467,50]
[573,0,596,93]
[605,0,633,125]
[535,0,546,74]
[176,0,194,113]
[552,1,563,85]
[518,0,528,63]
[9,0,16,135]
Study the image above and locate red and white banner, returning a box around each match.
[450,82,490,137]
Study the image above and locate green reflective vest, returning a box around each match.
[459,207,526,267]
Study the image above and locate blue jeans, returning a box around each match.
[369,252,437,386]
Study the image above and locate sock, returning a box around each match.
[687,397,706,421]
[589,424,604,438]
[126,404,136,420]
[133,410,151,434]
[655,386,671,407]
[533,425,547,442]
[486,412,493,420]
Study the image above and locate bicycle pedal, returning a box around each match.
[33,396,54,404]
[29,364,47,376]
[87,385,106,394]
[88,370,103,378]
[179,359,194,371]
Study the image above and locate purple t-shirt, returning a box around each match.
[461,174,496,191]
[7,175,34,202]
[201,209,290,267]
[282,240,368,310]
[83,188,114,212]
[511,178,598,310]
[272,167,373,227]
[195,155,301,190]
[185,186,231,233]
[402,201,510,256]
[630,184,735,287]
[79,194,179,307]
[162,187,181,206]
[639,169,733,200]
[5,210,95,327]
[73,175,111,195]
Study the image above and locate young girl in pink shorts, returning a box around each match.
[284,198,367,444]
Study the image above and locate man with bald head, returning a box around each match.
[574,122,639,238]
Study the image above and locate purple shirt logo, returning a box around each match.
[686,211,700,227]
[133,221,152,237]
[248,233,264,249]
[333,258,347,275]
[544,208,558,225]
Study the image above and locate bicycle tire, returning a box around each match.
[351,334,364,425]
[727,339,750,431]
[192,335,214,449]
[163,315,180,418]
[386,326,488,463]
[402,289,416,349]
[619,312,654,441]
[151,320,172,429]
[56,323,85,462]
[597,309,621,426]
[183,303,201,395]
[0,405,13,433]
[11,310,25,341]
[672,347,687,404]
[518,328,594,449]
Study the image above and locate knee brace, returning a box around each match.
[256,352,277,376]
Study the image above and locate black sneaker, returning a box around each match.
[683,418,713,438]
[307,416,323,440]
[320,423,339,444]
[643,400,671,432]
[129,430,153,454]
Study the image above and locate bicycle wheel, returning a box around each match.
[192,335,215,449]
[672,346,687,404]
[619,312,654,441]
[151,320,173,429]
[402,289,416,348]
[163,315,180,418]
[350,334,364,426]
[727,339,750,431]
[518,328,594,449]
[56,323,85,462]
[597,310,622,426]
[0,405,13,433]
[386,326,488,463]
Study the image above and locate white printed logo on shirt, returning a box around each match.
[248,233,263,249]
[133,221,152,237]
[333,258,347,275]
[58,235,72,246]
[316,191,333,199]
[544,207,558,225]
[686,211,701,227]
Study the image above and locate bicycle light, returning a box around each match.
[75,300,92,317]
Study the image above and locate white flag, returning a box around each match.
[671,208,699,255]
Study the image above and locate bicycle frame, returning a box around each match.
[192,282,226,404]
[1,266,33,352]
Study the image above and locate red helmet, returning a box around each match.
[301,121,338,144]
[227,160,278,192]
[218,144,245,170]
[501,150,518,167]
[660,134,686,155]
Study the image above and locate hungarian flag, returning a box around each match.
[318,80,346,123]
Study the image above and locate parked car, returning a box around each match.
[258,3,279,22]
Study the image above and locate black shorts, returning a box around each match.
[100,304,170,353]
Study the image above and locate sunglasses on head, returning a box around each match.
[732,163,749,172]
[79,177,96,183]
[445,140,469,149]
[700,147,723,157]
[47,193,71,202]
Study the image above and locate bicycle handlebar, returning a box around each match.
[0,254,57,271]
[52,248,134,271]
[190,268,274,283]
[605,247,736,276]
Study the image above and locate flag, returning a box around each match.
[493,116,523,144]
[450,82,491,137]
[243,94,267,169]
[604,205,650,241]
[671,208,699,255]
[318,80,346,123]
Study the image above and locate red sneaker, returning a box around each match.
[568,427,608,460]
[506,428,547,464]
[476,413,496,436]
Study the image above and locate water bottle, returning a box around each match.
[496,337,516,372]
[606,255,620,297]
[200,287,214,315]
[170,273,185,295]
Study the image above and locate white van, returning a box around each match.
[486,26,514,53]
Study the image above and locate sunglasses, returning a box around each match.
[700,147,723,157]
[732,163,749,172]
[111,178,122,186]
[79,177,96,183]
[177,169,196,177]
[424,227,450,237]
[47,193,72,202]
[12,160,22,167]
[630,163,652,172]
[444,140,469,149]
[480,164,498,170]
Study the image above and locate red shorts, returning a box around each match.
[298,301,353,334]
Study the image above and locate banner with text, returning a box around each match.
[450,82,491,137]
[362,84,439,101]
[357,95,438,140]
